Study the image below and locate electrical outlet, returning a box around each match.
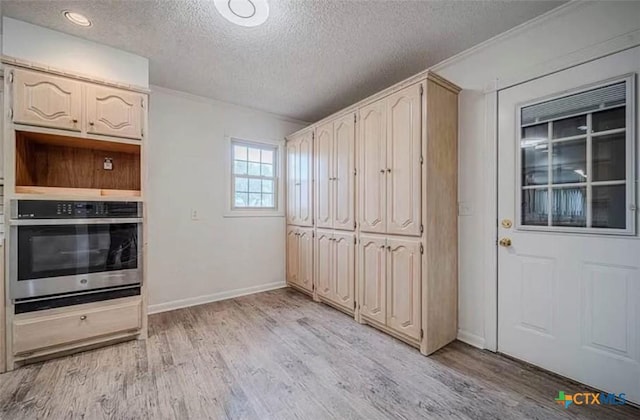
[103,157,113,171]
[191,209,199,221]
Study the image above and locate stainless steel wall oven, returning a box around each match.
[10,200,143,301]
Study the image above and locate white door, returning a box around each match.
[86,85,143,139]
[498,47,640,404]
[286,227,299,285]
[286,139,299,225]
[359,100,387,234]
[316,123,333,229]
[315,230,333,299]
[298,228,314,292]
[333,114,356,231]
[13,69,82,132]
[298,131,314,226]
[386,83,422,236]
[359,234,386,324]
[386,237,421,341]
[333,231,355,311]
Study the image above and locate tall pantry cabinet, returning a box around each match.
[286,72,459,356]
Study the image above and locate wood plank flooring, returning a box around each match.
[0,288,637,419]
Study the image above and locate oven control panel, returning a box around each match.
[12,200,142,219]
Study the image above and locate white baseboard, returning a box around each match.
[457,329,486,349]
[148,281,287,314]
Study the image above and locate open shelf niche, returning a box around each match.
[15,131,141,198]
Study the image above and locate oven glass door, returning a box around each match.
[18,223,139,281]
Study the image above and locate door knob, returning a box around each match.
[499,238,512,247]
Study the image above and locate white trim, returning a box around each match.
[457,329,486,350]
[224,135,285,218]
[148,281,287,314]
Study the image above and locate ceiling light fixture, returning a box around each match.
[63,11,92,27]
[214,0,269,27]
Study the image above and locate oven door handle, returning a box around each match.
[9,218,143,226]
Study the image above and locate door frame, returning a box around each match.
[481,42,640,352]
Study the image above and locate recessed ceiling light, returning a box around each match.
[214,0,269,27]
[63,11,92,27]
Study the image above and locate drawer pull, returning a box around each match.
[80,315,87,321]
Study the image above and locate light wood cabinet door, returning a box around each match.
[332,231,355,311]
[315,123,334,229]
[333,114,356,231]
[12,69,82,132]
[297,228,314,293]
[315,230,333,298]
[386,237,421,340]
[358,100,387,234]
[386,83,422,236]
[359,235,386,324]
[298,131,314,226]
[286,140,299,225]
[286,227,299,285]
[86,85,143,139]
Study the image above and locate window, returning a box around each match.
[228,137,283,216]
[518,77,635,234]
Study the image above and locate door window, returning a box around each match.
[518,78,635,234]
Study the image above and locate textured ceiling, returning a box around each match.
[2,0,564,122]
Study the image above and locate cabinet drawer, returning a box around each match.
[13,298,141,355]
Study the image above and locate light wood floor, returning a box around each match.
[0,288,637,419]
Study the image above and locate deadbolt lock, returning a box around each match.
[501,219,513,229]
[499,238,512,247]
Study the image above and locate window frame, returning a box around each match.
[515,74,636,236]
[225,136,285,218]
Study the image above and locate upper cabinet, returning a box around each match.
[286,130,313,226]
[86,85,144,140]
[358,82,423,236]
[315,114,355,231]
[12,69,82,132]
[10,68,145,141]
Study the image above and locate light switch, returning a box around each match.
[458,202,472,216]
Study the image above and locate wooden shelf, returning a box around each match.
[15,186,141,198]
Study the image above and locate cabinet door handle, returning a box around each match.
[387,168,391,173]
[380,245,385,249]
[89,121,95,126]
[72,118,78,123]
[380,169,385,173]
[387,246,391,251]
[80,315,87,321]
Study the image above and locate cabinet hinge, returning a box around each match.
[354,221,357,229]
[419,84,424,96]
[420,155,424,165]
[312,131,315,141]
[354,301,357,310]
[420,243,424,254]
[8,71,13,83]
[141,97,144,108]
[354,236,357,245]
[354,113,357,123]
[141,127,144,137]
[354,168,357,176]
[420,329,424,339]
[8,107,13,120]
[420,224,424,234]
[312,231,315,238]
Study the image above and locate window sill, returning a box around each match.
[223,210,285,218]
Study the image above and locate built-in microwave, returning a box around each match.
[9,200,143,300]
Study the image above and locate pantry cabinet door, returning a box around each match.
[359,235,386,324]
[333,231,355,311]
[386,83,422,236]
[315,230,333,298]
[298,130,314,226]
[86,85,143,140]
[333,114,356,231]
[315,123,334,229]
[12,69,82,132]
[286,139,299,225]
[297,228,314,293]
[386,237,421,341]
[286,227,299,285]
[358,100,386,234]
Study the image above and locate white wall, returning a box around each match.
[146,87,305,312]
[430,1,640,349]
[2,17,148,87]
